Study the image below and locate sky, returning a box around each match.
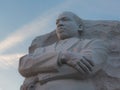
[0,0,120,90]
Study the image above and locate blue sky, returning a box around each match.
[0,0,120,90]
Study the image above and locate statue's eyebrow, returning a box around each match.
[56,17,69,24]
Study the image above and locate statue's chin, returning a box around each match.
[58,35,70,40]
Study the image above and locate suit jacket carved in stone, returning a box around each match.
[19,37,109,90]
[19,20,120,90]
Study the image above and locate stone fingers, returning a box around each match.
[66,57,94,74]
[66,60,87,74]
[83,56,94,67]
[69,61,85,74]
[77,61,91,74]
[81,59,93,72]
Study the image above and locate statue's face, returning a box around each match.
[56,13,79,40]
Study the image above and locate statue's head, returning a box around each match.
[56,11,83,40]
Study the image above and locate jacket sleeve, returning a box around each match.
[19,50,60,77]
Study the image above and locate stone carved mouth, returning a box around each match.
[57,27,66,33]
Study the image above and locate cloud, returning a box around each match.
[0,53,24,69]
[0,17,50,53]
[0,0,78,54]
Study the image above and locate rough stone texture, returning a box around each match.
[29,31,58,54]
[19,11,120,90]
[28,20,120,90]
[29,20,120,53]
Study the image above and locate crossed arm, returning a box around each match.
[19,39,108,78]
[58,39,108,76]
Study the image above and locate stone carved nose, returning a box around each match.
[57,24,64,28]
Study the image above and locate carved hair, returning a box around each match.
[60,11,83,26]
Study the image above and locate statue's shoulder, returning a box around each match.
[81,38,107,49]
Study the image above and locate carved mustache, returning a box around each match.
[57,24,64,28]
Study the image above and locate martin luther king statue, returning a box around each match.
[19,11,120,90]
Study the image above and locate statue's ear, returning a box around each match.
[79,24,83,31]
[78,24,83,32]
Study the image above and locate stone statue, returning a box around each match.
[19,11,120,90]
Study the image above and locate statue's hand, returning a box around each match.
[20,77,39,90]
[60,52,95,74]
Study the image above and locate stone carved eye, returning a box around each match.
[110,39,120,54]
[62,17,70,21]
